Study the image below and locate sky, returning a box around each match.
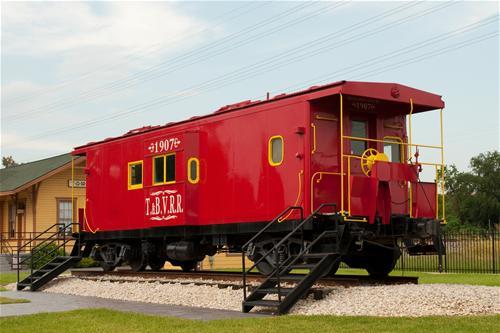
[1,1,499,175]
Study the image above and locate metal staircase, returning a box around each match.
[17,223,84,291]
[242,203,344,315]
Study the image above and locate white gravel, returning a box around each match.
[41,277,500,316]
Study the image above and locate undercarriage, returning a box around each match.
[86,212,444,276]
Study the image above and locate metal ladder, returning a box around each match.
[241,203,343,315]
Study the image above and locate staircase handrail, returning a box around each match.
[243,203,336,275]
[242,206,303,251]
[17,222,80,285]
[242,203,336,301]
[17,223,65,253]
[30,237,75,268]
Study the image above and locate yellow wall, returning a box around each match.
[35,164,86,233]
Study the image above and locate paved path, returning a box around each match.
[0,290,268,320]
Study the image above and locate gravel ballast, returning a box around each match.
[41,277,500,317]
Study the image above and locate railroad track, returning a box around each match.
[71,269,418,287]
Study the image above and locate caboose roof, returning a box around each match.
[74,80,444,152]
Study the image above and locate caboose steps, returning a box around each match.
[16,222,85,292]
[242,204,345,315]
[17,256,81,291]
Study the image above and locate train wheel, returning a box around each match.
[343,247,400,278]
[129,255,147,272]
[148,257,166,271]
[252,254,275,275]
[365,248,400,278]
[248,238,302,275]
[100,262,116,272]
[180,260,198,272]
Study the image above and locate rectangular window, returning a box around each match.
[351,120,367,155]
[8,203,16,238]
[152,154,175,185]
[57,199,73,234]
[166,154,176,183]
[153,156,165,185]
[269,136,284,166]
[128,161,143,190]
[384,137,402,162]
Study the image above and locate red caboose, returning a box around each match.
[73,80,446,275]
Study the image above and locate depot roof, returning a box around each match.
[0,153,84,196]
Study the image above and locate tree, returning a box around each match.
[444,151,499,230]
[2,156,18,168]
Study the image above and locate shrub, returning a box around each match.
[29,243,65,269]
[74,257,100,268]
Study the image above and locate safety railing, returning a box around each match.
[16,222,81,284]
[241,206,303,298]
[242,203,337,302]
[337,93,445,222]
[0,234,16,255]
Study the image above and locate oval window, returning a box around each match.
[187,158,199,184]
[269,136,284,166]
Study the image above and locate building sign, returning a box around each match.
[145,189,184,222]
[68,180,86,188]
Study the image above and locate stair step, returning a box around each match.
[256,287,293,295]
[23,277,40,282]
[302,252,336,258]
[243,300,281,308]
[269,274,304,281]
[289,263,316,270]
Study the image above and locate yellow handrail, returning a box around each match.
[347,156,351,214]
[440,108,446,223]
[311,123,317,154]
[278,170,304,222]
[409,98,414,218]
[310,172,343,212]
[409,98,414,160]
[339,93,344,214]
[341,135,442,150]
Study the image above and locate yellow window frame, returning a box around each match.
[268,135,284,166]
[128,160,143,190]
[383,136,404,163]
[152,153,176,185]
[152,155,166,186]
[187,157,200,184]
[165,152,176,184]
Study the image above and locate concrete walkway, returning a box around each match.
[0,290,268,320]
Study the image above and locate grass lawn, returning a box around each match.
[337,269,500,286]
[0,296,30,304]
[1,309,499,333]
[0,271,28,286]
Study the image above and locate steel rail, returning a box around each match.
[71,269,418,286]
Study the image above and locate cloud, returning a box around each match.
[1,2,206,77]
[2,2,198,55]
[1,132,73,154]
